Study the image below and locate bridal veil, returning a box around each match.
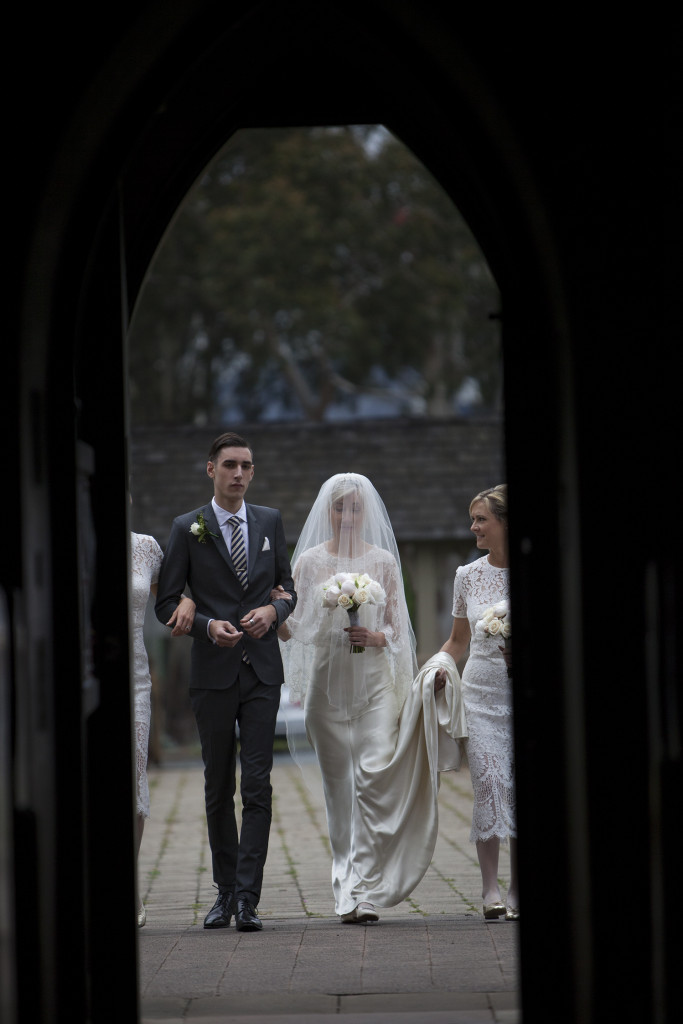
[279,473,417,722]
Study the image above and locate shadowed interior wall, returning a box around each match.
[4,3,679,1023]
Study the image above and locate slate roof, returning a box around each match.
[129,417,504,548]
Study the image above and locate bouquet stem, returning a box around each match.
[347,609,365,653]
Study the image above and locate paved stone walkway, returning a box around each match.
[137,752,519,1023]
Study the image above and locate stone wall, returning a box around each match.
[129,416,505,547]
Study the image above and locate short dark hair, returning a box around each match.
[208,432,254,463]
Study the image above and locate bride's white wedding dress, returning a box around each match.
[453,555,515,843]
[130,532,163,819]
[284,543,466,916]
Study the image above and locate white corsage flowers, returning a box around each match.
[189,511,217,544]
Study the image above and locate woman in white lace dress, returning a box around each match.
[436,484,518,921]
[130,532,195,925]
[278,474,465,924]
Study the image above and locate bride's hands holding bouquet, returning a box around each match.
[344,623,387,649]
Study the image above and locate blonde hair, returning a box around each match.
[469,484,507,523]
[328,472,368,504]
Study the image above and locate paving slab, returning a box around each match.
[138,754,519,1023]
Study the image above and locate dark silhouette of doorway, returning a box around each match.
[4,4,679,1023]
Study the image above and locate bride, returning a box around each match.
[278,473,465,923]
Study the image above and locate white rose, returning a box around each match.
[492,601,509,618]
[501,621,512,639]
[486,617,502,636]
[367,581,385,603]
[341,580,356,596]
[338,593,354,609]
[190,522,201,535]
[482,607,496,622]
[475,619,489,638]
[354,588,369,604]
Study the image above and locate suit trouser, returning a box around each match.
[190,664,281,904]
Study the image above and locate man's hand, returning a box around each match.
[209,620,244,647]
[241,605,277,639]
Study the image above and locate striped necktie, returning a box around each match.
[228,515,248,588]
[228,515,250,663]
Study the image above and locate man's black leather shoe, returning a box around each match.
[234,896,263,931]
[203,888,234,929]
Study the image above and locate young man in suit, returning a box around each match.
[155,432,297,931]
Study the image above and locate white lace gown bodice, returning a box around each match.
[453,555,516,843]
[284,543,416,718]
[130,533,163,818]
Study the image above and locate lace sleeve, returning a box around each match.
[375,553,406,652]
[133,534,163,585]
[452,565,469,618]
[284,547,336,648]
[150,538,163,585]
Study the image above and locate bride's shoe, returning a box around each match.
[355,902,379,923]
[505,905,520,921]
[483,900,506,920]
[341,901,379,924]
[137,901,147,928]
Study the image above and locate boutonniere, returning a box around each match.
[189,511,218,544]
[262,537,270,552]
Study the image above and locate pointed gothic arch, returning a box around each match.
[4,4,678,1023]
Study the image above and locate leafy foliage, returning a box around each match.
[128,125,501,425]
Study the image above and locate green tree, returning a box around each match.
[128,125,500,425]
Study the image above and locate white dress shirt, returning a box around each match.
[212,497,249,564]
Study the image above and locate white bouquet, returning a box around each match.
[321,572,386,653]
[475,600,511,639]
[475,600,512,675]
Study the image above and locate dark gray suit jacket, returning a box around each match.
[155,501,296,689]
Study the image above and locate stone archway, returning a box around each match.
[6,4,678,1024]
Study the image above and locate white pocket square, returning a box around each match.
[262,537,270,551]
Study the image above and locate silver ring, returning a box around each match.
[249,618,254,624]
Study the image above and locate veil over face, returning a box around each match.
[280,473,417,720]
